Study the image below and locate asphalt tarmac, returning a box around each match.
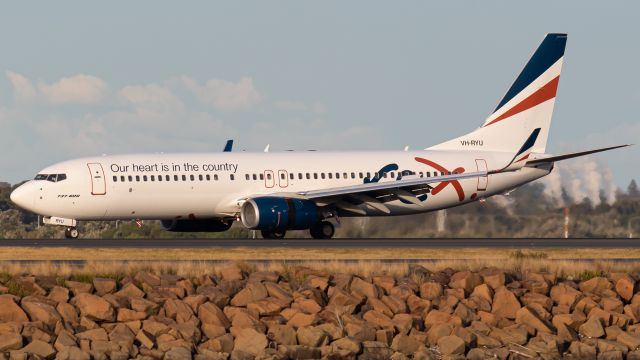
[0,238,639,248]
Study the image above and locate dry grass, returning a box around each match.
[0,258,638,281]
[1,247,640,261]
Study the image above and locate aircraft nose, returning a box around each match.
[10,183,34,211]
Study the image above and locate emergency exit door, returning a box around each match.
[87,163,106,195]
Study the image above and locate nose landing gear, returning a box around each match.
[64,227,79,239]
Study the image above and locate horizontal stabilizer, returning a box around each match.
[526,144,631,165]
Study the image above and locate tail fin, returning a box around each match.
[429,33,567,153]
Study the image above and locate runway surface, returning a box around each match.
[0,238,639,248]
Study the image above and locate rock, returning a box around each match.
[557,322,579,343]
[19,339,56,359]
[364,310,394,329]
[296,326,329,347]
[202,324,227,339]
[21,300,62,328]
[0,333,22,351]
[199,302,230,328]
[381,295,407,315]
[448,271,482,294]
[391,313,414,335]
[580,277,613,295]
[77,328,109,341]
[93,278,117,296]
[268,324,297,345]
[47,286,69,303]
[569,340,597,358]
[489,326,528,345]
[134,272,162,288]
[426,323,452,346]
[56,302,79,324]
[287,312,317,329]
[351,277,380,299]
[616,275,635,302]
[65,280,93,295]
[136,330,155,349]
[479,268,506,290]
[362,341,394,358]
[515,306,555,334]
[419,282,443,300]
[230,282,268,307]
[391,334,421,355]
[233,328,267,356]
[164,346,192,360]
[54,330,77,351]
[469,284,493,304]
[580,317,605,338]
[73,293,115,321]
[332,336,361,354]
[0,296,29,322]
[220,264,244,281]
[437,335,465,355]
[406,294,431,314]
[550,283,583,309]
[56,347,90,360]
[491,286,521,320]
[291,298,322,315]
[618,331,640,351]
[115,283,145,298]
[131,298,160,315]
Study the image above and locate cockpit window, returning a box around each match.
[34,174,67,182]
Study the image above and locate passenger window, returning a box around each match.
[259,174,264,180]
[298,173,303,180]
[359,172,363,179]
[57,174,67,182]
[314,173,318,179]
[321,173,325,179]
[113,176,117,182]
[306,173,310,179]
[128,175,133,182]
[336,173,340,179]
[182,175,187,181]
[328,173,332,179]
[158,175,162,182]
[441,172,445,176]
[289,173,294,180]
[120,176,125,182]
[343,172,347,179]
[174,175,178,181]
[199,174,203,181]
[151,175,155,181]
[390,172,395,178]
[214,174,219,181]
[206,174,211,181]
[230,174,235,181]
[351,172,355,179]
[267,173,272,180]
[245,174,250,181]
[190,175,195,181]
[281,173,286,180]
[383,173,388,178]
[136,176,140,182]
[253,174,257,180]
[143,176,148,182]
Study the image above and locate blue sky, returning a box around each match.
[0,1,638,196]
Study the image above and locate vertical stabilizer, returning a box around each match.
[429,33,567,154]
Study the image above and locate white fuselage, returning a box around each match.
[12,150,551,221]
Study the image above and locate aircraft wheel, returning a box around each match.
[261,230,286,239]
[65,227,79,239]
[310,221,334,239]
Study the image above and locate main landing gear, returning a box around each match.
[64,227,79,239]
[261,229,286,239]
[310,221,335,239]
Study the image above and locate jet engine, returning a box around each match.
[161,219,232,232]
[240,197,319,231]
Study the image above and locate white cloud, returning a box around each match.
[6,71,37,102]
[37,74,107,104]
[274,100,326,114]
[119,83,183,111]
[181,76,261,111]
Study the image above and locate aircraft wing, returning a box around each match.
[281,170,488,214]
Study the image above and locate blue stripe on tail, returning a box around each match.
[494,33,567,113]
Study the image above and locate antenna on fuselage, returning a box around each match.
[264,144,270,153]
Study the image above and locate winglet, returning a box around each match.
[223,140,233,152]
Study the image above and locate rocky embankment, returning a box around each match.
[2,265,640,359]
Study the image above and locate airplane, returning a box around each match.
[10,33,629,239]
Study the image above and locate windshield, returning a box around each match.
[34,174,67,182]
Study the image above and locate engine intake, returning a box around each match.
[161,219,232,232]
[241,197,319,231]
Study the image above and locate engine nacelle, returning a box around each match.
[161,219,232,232]
[241,197,319,231]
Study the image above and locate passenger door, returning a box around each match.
[264,170,275,188]
[87,163,106,195]
[278,170,289,188]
